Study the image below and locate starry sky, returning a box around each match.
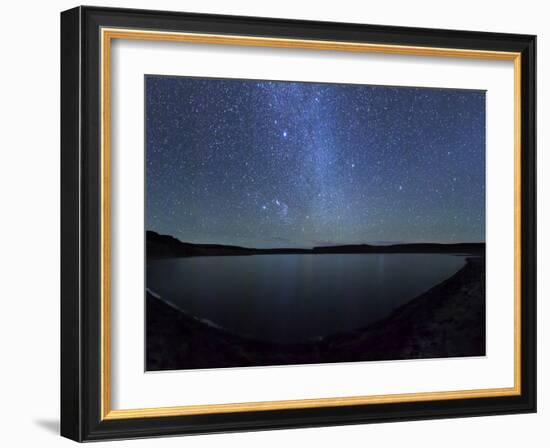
[146,75,485,249]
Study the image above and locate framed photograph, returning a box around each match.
[60,6,536,441]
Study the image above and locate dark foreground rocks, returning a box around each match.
[146,257,485,371]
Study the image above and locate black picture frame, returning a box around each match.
[61,5,536,442]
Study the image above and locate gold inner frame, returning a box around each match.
[100,27,522,420]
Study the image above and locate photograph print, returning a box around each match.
[145,75,486,371]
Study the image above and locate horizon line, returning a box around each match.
[146,230,486,251]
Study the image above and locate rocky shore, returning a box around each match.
[146,257,485,371]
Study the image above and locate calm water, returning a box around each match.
[147,254,466,343]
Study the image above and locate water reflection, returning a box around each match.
[147,254,465,343]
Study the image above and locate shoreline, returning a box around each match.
[146,256,485,371]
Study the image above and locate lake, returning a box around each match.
[146,253,466,343]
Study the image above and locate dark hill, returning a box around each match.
[146,230,485,258]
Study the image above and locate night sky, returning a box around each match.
[146,76,485,249]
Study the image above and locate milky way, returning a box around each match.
[146,76,485,249]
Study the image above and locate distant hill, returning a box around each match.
[146,230,485,258]
[312,242,485,254]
